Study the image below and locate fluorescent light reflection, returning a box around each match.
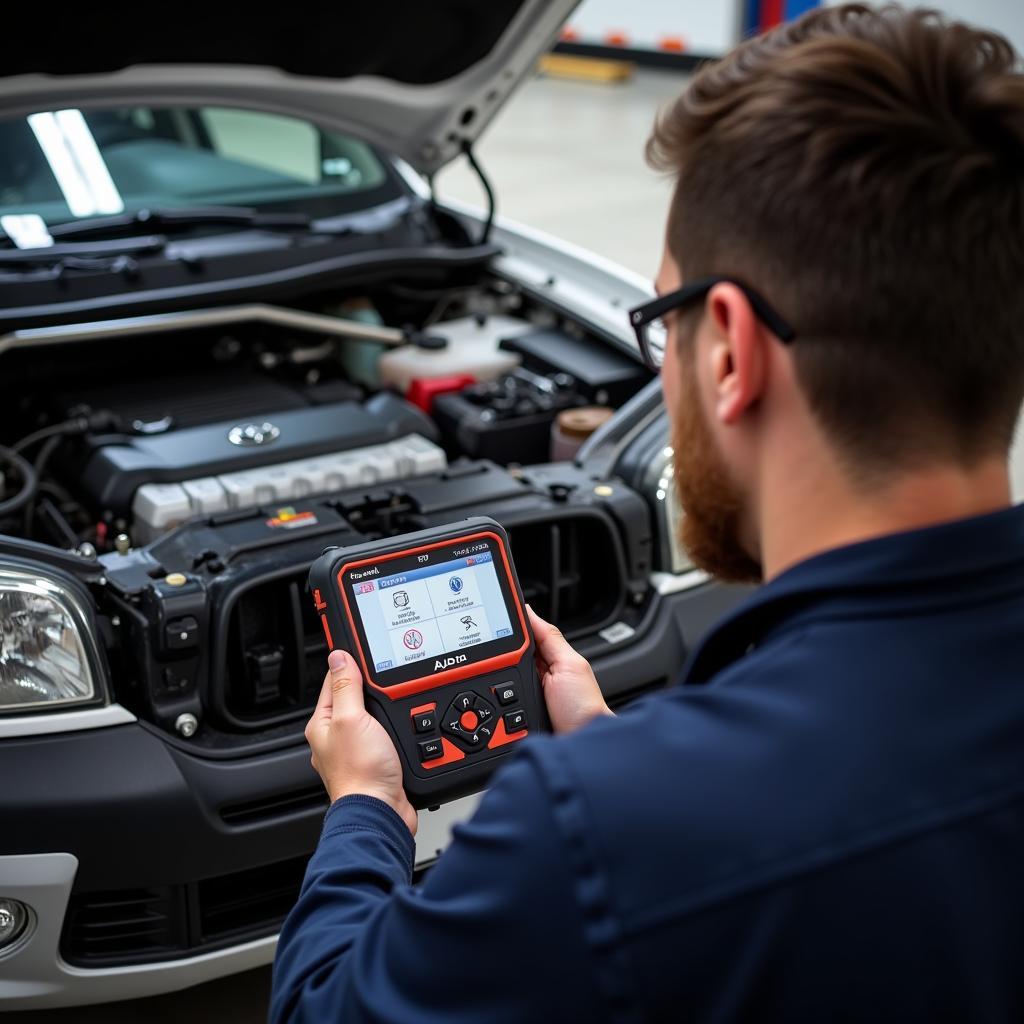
[28,110,124,218]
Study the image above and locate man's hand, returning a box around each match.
[305,650,418,836]
[528,605,613,734]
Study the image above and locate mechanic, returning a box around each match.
[271,5,1024,1021]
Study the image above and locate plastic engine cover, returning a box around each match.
[80,392,438,513]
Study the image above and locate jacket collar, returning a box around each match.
[682,504,1024,685]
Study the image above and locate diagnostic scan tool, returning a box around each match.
[308,517,545,806]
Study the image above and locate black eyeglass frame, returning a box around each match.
[629,275,797,370]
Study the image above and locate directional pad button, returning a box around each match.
[442,692,496,750]
[441,705,465,738]
[472,695,495,723]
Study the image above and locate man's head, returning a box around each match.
[648,3,1024,582]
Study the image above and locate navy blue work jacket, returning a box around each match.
[272,506,1024,1022]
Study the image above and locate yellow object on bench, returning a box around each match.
[538,53,634,83]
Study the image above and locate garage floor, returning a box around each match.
[6,65,689,1023]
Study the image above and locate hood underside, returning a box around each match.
[0,1,579,176]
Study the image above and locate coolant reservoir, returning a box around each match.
[378,315,530,393]
[334,298,390,388]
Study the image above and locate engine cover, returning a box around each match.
[80,392,438,512]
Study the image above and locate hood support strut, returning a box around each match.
[460,142,496,245]
[432,142,496,246]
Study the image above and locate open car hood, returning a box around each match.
[0,1,578,177]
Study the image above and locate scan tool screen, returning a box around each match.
[342,535,524,687]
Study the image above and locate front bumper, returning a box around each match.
[0,851,276,1009]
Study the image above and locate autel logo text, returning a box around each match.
[434,654,468,671]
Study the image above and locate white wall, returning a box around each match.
[826,0,1024,54]
[564,0,746,56]
[566,1,1024,61]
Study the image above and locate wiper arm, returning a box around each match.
[0,235,168,264]
[48,206,313,241]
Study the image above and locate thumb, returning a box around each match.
[527,605,575,665]
[327,650,365,719]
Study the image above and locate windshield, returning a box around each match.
[0,106,395,227]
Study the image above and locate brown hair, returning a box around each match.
[648,3,1024,476]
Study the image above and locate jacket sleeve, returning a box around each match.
[270,749,610,1024]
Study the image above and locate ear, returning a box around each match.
[704,283,769,426]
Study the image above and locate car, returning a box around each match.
[0,1,772,1009]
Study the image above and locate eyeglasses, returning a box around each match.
[629,275,797,370]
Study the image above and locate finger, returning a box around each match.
[526,602,548,633]
[327,649,365,720]
[527,606,556,677]
[314,664,335,713]
[527,604,575,666]
[534,650,551,679]
[306,666,336,739]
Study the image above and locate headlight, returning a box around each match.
[0,566,96,711]
[641,443,693,574]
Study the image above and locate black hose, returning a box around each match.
[0,445,38,517]
[11,420,83,455]
[32,434,64,484]
[22,434,64,537]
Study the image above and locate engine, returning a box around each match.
[85,395,446,543]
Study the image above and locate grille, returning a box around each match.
[220,512,626,727]
[220,785,329,826]
[509,514,624,639]
[199,855,310,943]
[223,571,328,727]
[62,857,309,967]
[62,887,186,965]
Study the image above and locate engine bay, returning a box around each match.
[0,276,650,555]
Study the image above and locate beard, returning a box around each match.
[671,369,763,584]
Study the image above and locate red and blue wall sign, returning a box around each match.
[747,0,821,34]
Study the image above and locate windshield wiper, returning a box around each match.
[47,205,315,242]
[0,235,168,264]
